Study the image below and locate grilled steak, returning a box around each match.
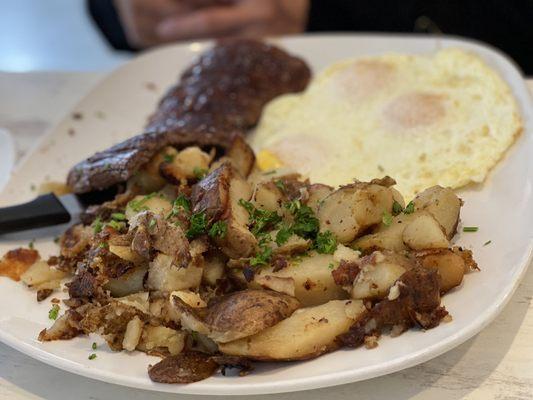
[67,39,311,194]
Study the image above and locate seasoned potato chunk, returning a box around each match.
[413,186,461,239]
[104,266,148,297]
[318,183,394,243]
[252,252,348,306]
[402,213,449,250]
[219,300,366,360]
[415,249,467,293]
[147,254,203,292]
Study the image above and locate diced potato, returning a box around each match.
[116,292,150,313]
[104,266,148,297]
[162,146,213,181]
[20,261,67,289]
[353,213,417,252]
[109,245,143,264]
[130,147,176,192]
[351,260,406,300]
[318,183,394,244]
[306,184,333,214]
[125,194,173,220]
[254,275,295,297]
[138,326,186,356]
[251,181,283,213]
[147,254,203,292]
[219,300,366,360]
[333,244,360,263]
[416,249,466,293]
[202,253,226,286]
[403,213,449,250]
[253,252,347,306]
[122,316,144,351]
[170,290,206,308]
[215,175,257,259]
[413,186,461,239]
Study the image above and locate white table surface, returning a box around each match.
[0,71,532,400]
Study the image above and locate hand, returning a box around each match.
[115,0,310,48]
[114,0,193,48]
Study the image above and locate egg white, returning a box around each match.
[250,48,522,199]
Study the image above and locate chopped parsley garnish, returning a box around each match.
[315,230,338,254]
[127,193,156,212]
[88,353,97,360]
[92,217,103,234]
[239,199,282,236]
[98,242,108,249]
[167,194,191,219]
[208,221,227,238]
[392,201,403,216]
[328,262,335,270]
[263,170,277,175]
[173,194,191,212]
[463,226,478,232]
[28,240,35,249]
[274,179,286,192]
[382,211,393,227]
[193,166,208,180]
[107,220,126,232]
[111,212,126,221]
[483,240,492,246]
[48,304,60,320]
[53,236,60,244]
[286,200,319,239]
[403,201,415,214]
[92,342,97,350]
[275,226,292,246]
[163,153,175,163]
[148,218,157,229]
[187,212,208,239]
[250,245,273,267]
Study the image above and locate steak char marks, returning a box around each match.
[67,39,311,194]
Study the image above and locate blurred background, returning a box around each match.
[0,0,532,73]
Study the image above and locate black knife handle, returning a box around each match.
[0,193,71,235]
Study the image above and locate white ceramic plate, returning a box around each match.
[0,35,532,395]
[0,128,15,191]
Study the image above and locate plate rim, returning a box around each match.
[1,33,532,395]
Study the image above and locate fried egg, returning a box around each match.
[250,48,522,199]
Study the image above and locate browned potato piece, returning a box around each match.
[252,252,348,306]
[413,186,461,239]
[226,135,255,177]
[130,147,174,192]
[173,289,300,343]
[251,181,283,213]
[317,183,395,243]
[160,146,213,183]
[306,183,333,214]
[353,213,417,252]
[146,254,203,292]
[219,300,366,360]
[191,163,231,223]
[415,249,466,293]
[402,213,449,250]
[104,266,148,297]
[351,252,413,300]
[215,174,257,259]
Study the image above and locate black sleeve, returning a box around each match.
[306,0,533,75]
[87,0,137,52]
